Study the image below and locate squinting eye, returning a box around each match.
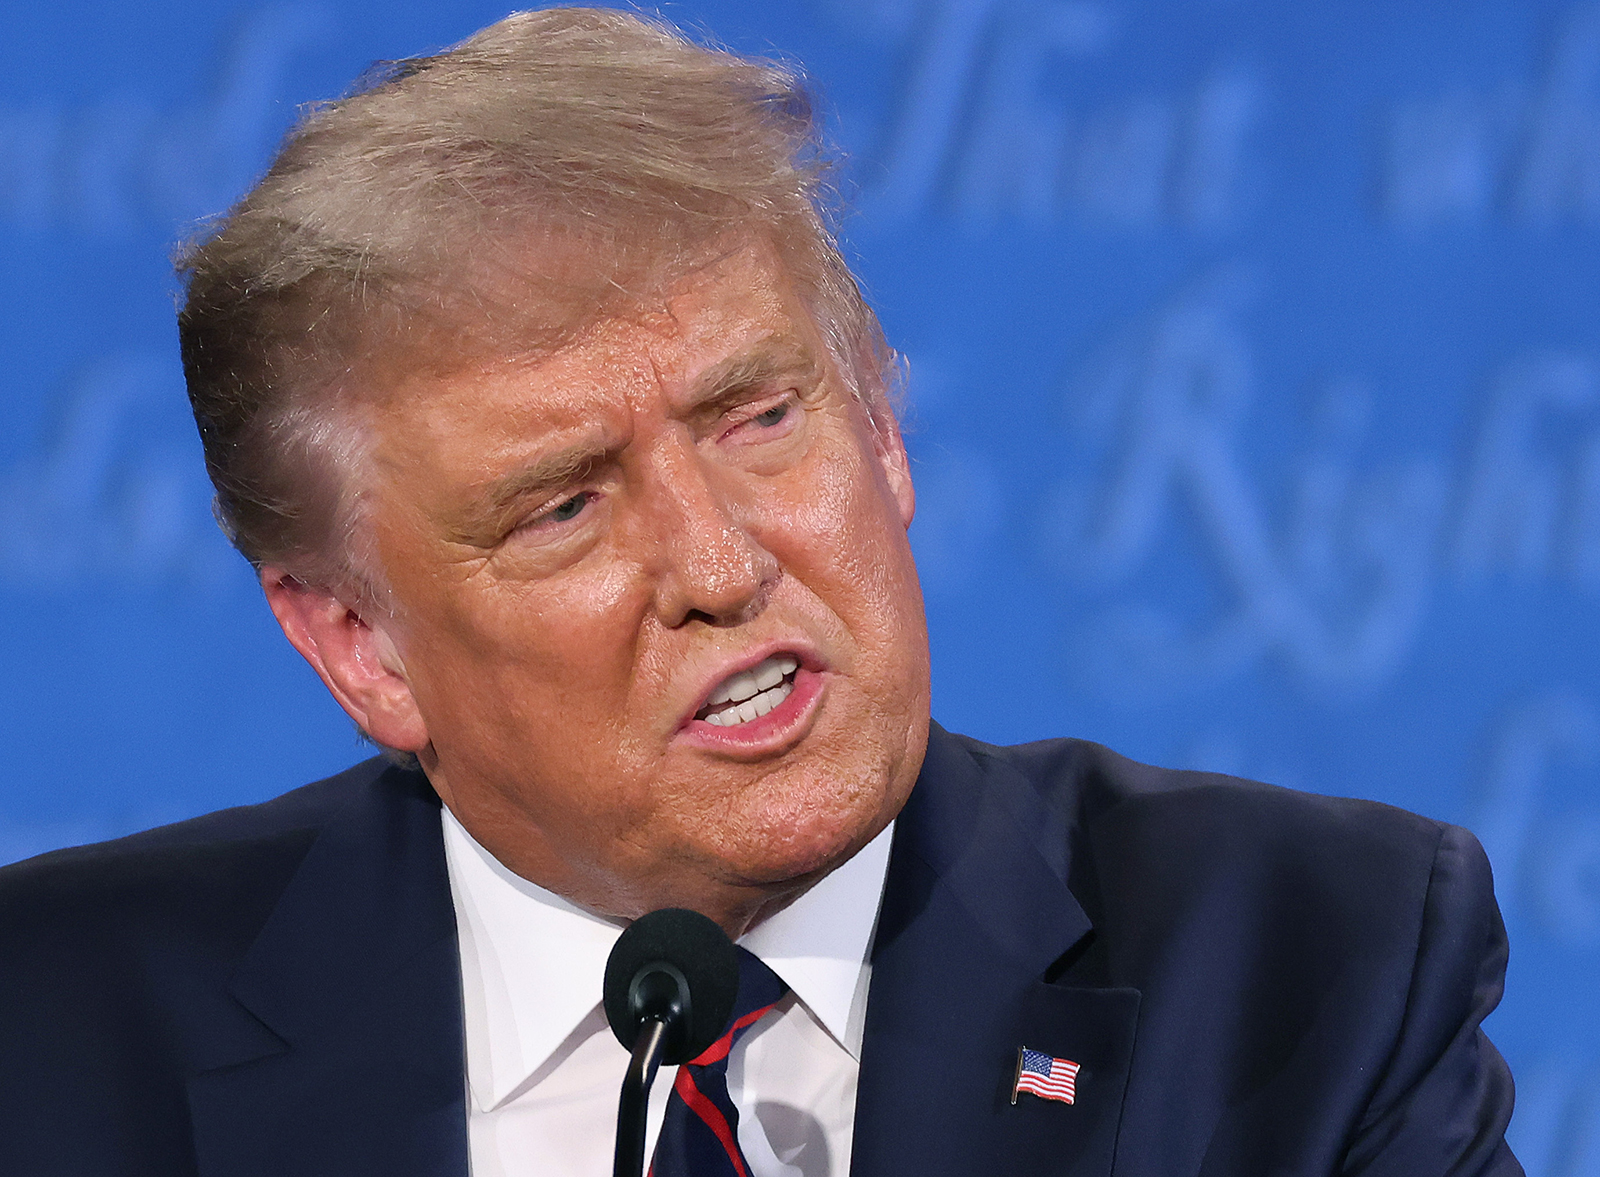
[752,402,790,428]
[544,493,588,524]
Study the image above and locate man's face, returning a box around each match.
[358,239,930,926]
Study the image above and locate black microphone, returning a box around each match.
[603,908,740,1177]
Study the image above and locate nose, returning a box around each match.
[643,434,779,629]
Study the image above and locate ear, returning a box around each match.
[870,408,915,530]
[260,567,431,753]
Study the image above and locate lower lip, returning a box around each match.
[679,668,825,756]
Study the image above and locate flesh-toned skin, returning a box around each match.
[263,239,931,936]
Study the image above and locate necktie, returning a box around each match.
[649,947,789,1177]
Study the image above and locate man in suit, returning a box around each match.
[0,8,1519,1176]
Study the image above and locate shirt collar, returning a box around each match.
[442,809,894,1113]
[738,821,893,1059]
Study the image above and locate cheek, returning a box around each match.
[432,556,636,667]
[775,437,904,563]
[756,442,928,686]
[397,560,652,762]
[817,450,921,614]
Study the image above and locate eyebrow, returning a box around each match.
[685,336,820,414]
[449,441,614,544]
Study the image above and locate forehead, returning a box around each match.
[409,242,815,405]
[579,249,800,380]
[362,241,831,481]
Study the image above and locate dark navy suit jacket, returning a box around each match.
[0,723,1521,1175]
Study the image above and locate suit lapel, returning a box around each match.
[186,767,468,1177]
[852,725,1140,1177]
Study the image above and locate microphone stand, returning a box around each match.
[614,1017,668,1177]
[604,909,737,1177]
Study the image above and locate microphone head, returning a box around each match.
[603,908,739,1065]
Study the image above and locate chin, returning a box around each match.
[713,786,892,888]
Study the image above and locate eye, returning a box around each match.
[549,493,587,521]
[751,401,791,428]
[527,491,591,529]
[722,394,799,444]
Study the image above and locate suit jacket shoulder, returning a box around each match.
[0,757,393,1037]
[853,724,1520,1177]
[963,730,1461,941]
[0,757,387,926]
[0,757,468,1177]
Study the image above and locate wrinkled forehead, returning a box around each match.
[609,241,822,384]
[359,232,829,412]
[347,224,813,396]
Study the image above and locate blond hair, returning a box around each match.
[177,7,892,594]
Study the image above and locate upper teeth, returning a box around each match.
[701,654,799,726]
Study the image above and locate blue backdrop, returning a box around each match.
[3,1,1597,1167]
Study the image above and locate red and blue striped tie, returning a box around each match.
[649,947,788,1177]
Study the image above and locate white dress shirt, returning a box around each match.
[441,809,894,1177]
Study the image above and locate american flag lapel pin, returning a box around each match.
[1011,1046,1080,1105]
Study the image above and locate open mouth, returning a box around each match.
[694,654,800,727]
